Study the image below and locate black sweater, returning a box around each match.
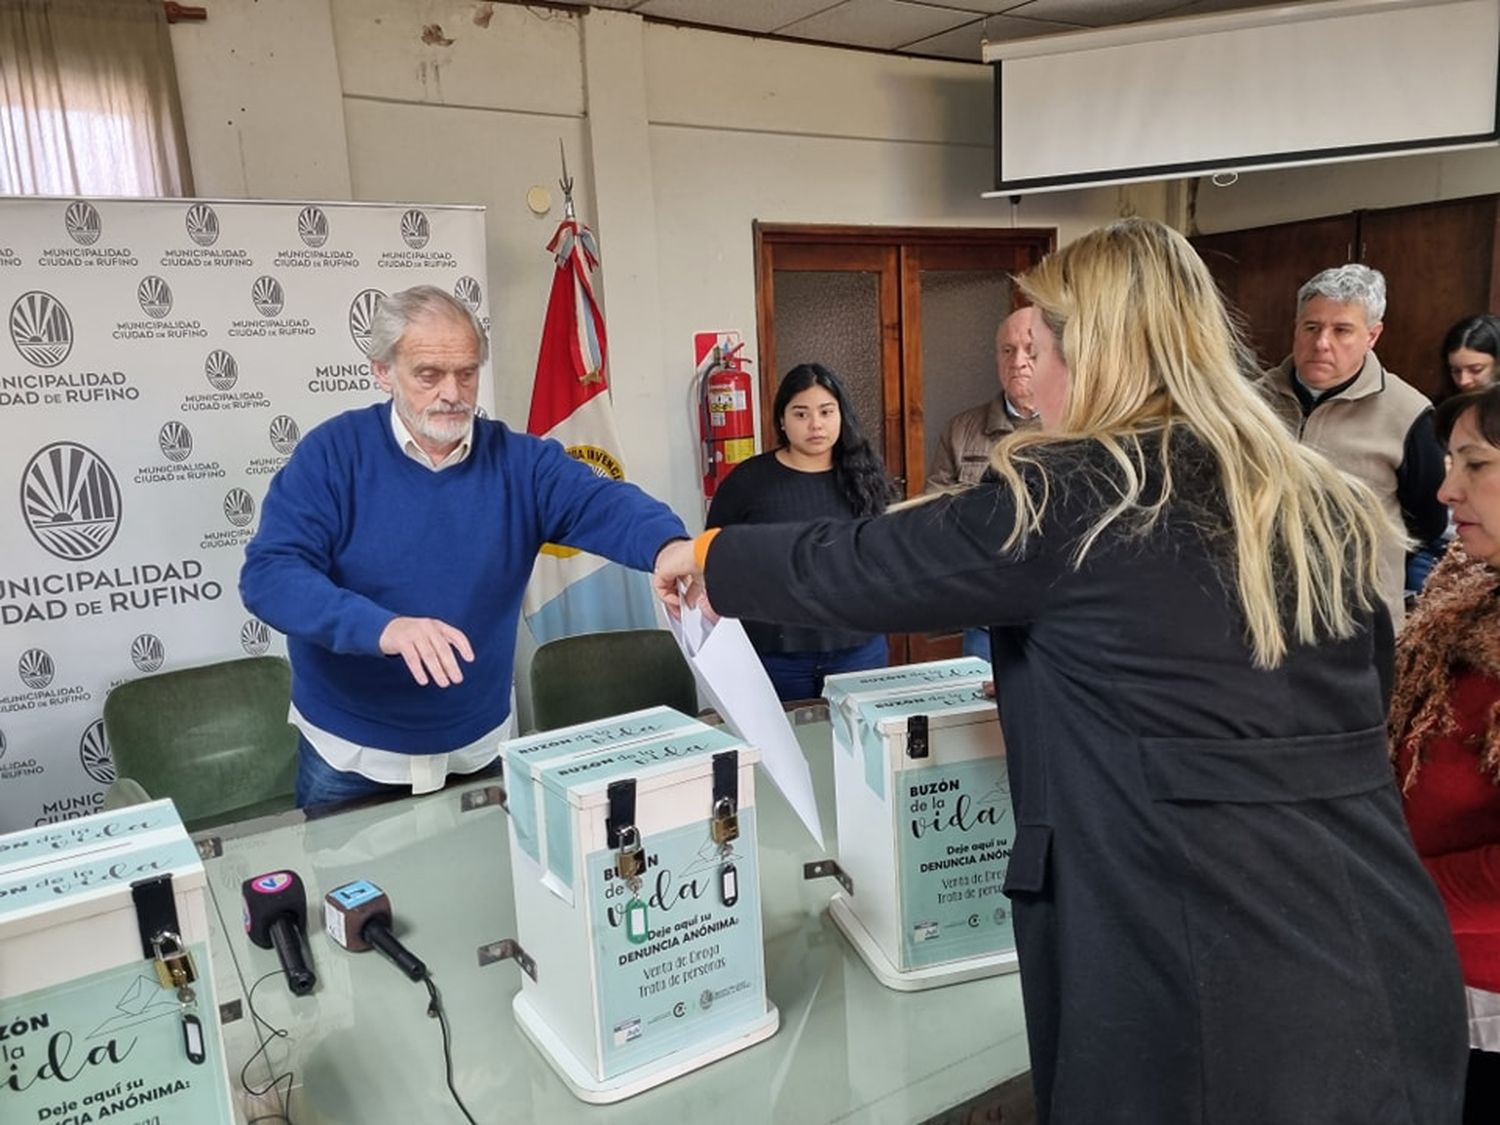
[705,451,877,654]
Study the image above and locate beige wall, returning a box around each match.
[1191,145,1500,235]
[170,0,1164,523]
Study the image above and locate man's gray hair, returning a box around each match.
[367,285,489,365]
[1296,264,1387,325]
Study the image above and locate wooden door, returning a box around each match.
[754,224,1054,666]
[1191,214,1357,369]
[1358,195,1500,400]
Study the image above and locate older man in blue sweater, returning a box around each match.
[240,286,688,806]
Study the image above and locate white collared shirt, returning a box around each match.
[292,402,503,794]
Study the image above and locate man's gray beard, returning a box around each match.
[396,396,472,444]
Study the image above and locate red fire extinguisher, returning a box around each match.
[698,343,755,501]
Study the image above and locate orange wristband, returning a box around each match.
[693,528,721,571]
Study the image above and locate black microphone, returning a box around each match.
[323,879,428,982]
[242,870,317,995]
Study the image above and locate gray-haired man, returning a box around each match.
[1256,264,1446,626]
[240,286,687,806]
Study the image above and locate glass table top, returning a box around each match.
[195,715,1030,1124]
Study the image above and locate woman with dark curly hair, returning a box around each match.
[1392,382,1500,1124]
[706,362,896,701]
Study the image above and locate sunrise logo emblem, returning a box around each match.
[186,203,220,247]
[241,619,271,656]
[348,288,384,356]
[79,719,115,785]
[130,634,165,674]
[10,291,74,369]
[400,209,430,249]
[252,276,284,318]
[21,442,123,562]
[269,415,301,456]
[205,349,238,391]
[64,201,102,246]
[159,421,193,463]
[224,488,255,528]
[137,275,173,319]
[454,276,482,312]
[298,206,329,248]
[18,649,54,691]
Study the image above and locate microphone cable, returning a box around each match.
[240,968,296,1125]
[422,972,479,1125]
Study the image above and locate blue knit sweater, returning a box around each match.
[239,404,687,753]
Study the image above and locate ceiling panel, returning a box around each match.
[636,0,839,33]
[778,0,977,47]
[1005,0,1188,24]
[498,0,1330,58]
[903,11,1081,58]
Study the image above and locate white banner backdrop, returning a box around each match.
[0,197,491,832]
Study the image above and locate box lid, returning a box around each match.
[501,707,704,864]
[538,723,757,807]
[0,798,185,876]
[0,800,204,940]
[501,705,701,779]
[822,657,989,710]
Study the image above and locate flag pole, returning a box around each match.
[558,139,576,221]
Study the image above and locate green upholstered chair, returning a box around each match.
[529,629,700,733]
[102,655,299,831]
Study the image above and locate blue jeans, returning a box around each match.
[294,735,408,809]
[758,637,889,703]
[961,627,992,662]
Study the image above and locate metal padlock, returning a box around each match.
[615,825,644,881]
[710,797,739,847]
[151,931,197,991]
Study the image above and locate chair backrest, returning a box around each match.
[103,655,299,828]
[529,629,698,732]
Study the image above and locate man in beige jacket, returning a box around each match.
[926,306,1043,491]
[1256,264,1447,628]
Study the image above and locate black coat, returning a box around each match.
[704,437,1466,1124]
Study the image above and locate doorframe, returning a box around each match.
[753,223,1055,493]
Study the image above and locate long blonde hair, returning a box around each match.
[993,217,1396,668]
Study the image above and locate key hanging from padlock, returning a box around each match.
[151,930,198,992]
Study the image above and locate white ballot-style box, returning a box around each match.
[820,658,1019,991]
[0,800,236,1124]
[499,708,778,1103]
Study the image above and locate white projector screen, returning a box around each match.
[983,0,1500,194]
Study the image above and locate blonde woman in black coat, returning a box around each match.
[655,219,1466,1124]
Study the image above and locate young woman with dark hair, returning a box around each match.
[1442,314,1500,398]
[705,362,897,701]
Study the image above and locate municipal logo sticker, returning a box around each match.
[159,420,193,463]
[400,209,430,249]
[205,349,238,390]
[64,201,102,246]
[18,648,54,691]
[130,633,165,673]
[137,275,173,318]
[241,618,271,656]
[269,415,301,455]
[298,206,329,248]
[21,442,123,561]
[186,203,220,247]
[454,276,482,312]
[224,487,255,527]
[79,718,114,785]
[0,728,6,761]
[10,290,74,368]
[349,288,384,356]
[252,275,284,317]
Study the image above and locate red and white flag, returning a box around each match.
[521,217,656,643]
